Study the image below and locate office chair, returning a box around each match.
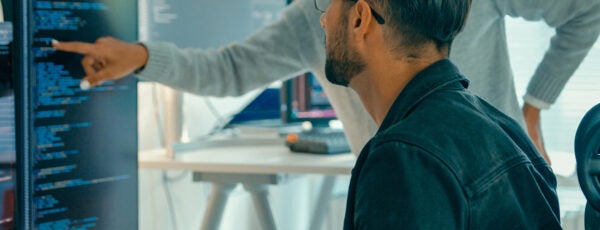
[575,103,600,230]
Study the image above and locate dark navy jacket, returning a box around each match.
[343,60,561,229]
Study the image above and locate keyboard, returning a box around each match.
[285,130,351,154]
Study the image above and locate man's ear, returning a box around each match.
[351,1,375,42]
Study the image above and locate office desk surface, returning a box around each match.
[139,144,356,175]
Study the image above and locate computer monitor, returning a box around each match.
[281,72,337,126]
[14,1,138,228]
[0,20,14,229]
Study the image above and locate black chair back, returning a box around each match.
[575,103,600,229]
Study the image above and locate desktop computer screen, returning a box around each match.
[13,0,138,229]
[281,72,337,125]
[0,20,14,229]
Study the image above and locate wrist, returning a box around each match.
[522,103,541,122]
[523,94,551,110]
[134,43,149,74]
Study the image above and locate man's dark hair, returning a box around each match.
[369,0,472,53]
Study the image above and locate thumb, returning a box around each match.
[80,71,111,90]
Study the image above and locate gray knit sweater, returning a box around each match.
[137,0,600,154]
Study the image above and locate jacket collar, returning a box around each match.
[377,59,470,133]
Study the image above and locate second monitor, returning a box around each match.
[281,72,337,126]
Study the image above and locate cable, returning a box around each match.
[161,171,179,230]
[202,97,244,138]
[151,83,178,230]
[163,170,188,182]
[151,84,166,147]
[203,97,230,132]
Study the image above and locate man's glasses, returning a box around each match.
[315,0,385,24]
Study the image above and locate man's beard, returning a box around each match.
[324,18,366,87]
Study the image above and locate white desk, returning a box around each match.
[139,139,355,230]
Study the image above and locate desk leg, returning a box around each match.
[201,183,237,230]
[309,175,336,230]
[242,183,277,230]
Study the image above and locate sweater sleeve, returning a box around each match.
[494,0,600,108]
[135,0,323,97]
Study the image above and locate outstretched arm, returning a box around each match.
[56,0,324,97]
[52,37,148,89]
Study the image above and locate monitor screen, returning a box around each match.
[0,22,11,96]
[0,21,14,229]
[281,72,337,125]
[14,0,139,228]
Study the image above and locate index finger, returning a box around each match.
[52,40,96,55]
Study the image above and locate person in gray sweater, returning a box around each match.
[53,0,600,164]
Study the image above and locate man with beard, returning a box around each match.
[318,0,560,228]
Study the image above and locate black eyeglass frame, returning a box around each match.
[314,0,386,24]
